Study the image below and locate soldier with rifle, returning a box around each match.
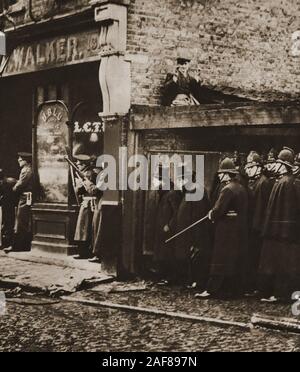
[69,154,98,260]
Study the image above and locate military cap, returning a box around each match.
[74,154,91,163]
[177,57,191,65]
[18,152,32,159]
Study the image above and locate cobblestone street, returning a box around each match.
[0,286,300,352]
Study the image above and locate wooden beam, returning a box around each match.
[131,104,300,131]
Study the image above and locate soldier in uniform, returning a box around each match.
[244,151,273,294]
[259,147,300,302]
[153,170,182,285]
[196,158,248,299]
[4,152,33,253]
[73,155,98,259]
[174,171,211,288]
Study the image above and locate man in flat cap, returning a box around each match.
[244,151,273,294]
[196,158,248,299]
[73,155,99,259]
[5,152,33,252]
[259,147,300,302]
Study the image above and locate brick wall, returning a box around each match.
[4,0,300,106]
[127,0,300,105]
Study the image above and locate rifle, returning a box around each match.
[165,215,209,244]
[64,156,88,193]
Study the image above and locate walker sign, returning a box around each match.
[0,32,6,56]
[2,26,119,76]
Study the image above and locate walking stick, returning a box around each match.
[165,215,209,244]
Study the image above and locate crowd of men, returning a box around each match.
[2,147,300,304]
[0,152,106,264]
[150,147,300,303]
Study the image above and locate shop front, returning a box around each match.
[0,0,131,275]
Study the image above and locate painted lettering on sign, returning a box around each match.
[73,121,105,134]
[3,26,118,76]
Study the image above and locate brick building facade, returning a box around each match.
[1,0,300,275]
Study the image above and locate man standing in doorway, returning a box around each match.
[73,155,98,260]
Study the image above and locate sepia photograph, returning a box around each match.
[0,0,300,356]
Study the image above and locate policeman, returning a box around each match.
[73,155,98,259]
[259,147,300,302]
[4,152,33,253]
[244,151,273,294]
[196,158,248,299]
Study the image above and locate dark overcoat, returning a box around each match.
[247,174,273,290]
[174,190,211,261]
[259,174,300,296]
[12,165,33,251]
[153,190,182,263]
[209,180,249,278]
[143,190,160,255]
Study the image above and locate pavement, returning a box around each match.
[0,251,114,295]
[0,250,299,334]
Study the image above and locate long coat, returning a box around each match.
[209,180,248,280]
[92,196,104,258]
[12,165,33,251]
[153,190,182,263]
[0,178,17,247]
[247,174,273,290]
[143,190,160,255]
[259,174,300,296]
[175,190,211,261]
[174,190,212,285]
[74,168,98,243]
[248,174,273,235]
